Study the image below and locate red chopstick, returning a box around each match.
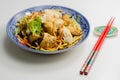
[84,17,115,75]
[92,17,114,51]
[80,17,115,75]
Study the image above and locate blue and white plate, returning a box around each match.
[6,5,90,54]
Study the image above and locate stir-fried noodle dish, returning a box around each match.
[15,9,83,51]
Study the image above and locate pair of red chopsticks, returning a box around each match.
[80,17,115,75]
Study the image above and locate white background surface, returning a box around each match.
[0,0,120,80]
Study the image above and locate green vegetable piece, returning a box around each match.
[27,17,42,35]
[35,17,42,23]
[76,15,81,22]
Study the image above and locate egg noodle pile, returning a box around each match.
[16,9,82,51]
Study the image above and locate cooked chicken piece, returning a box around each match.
[53,18,64,32]
[40,14,55,23]
[44,9,62,18]
[40,33,59,50]
[54,18,64,27]
[43,21,53,34]
[40,9,62,23]
[59,26,73,44]
[29,34,40,43]
[43,18,64,36]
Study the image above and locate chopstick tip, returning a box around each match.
[80,71,83,75]
[84,72,88,75]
